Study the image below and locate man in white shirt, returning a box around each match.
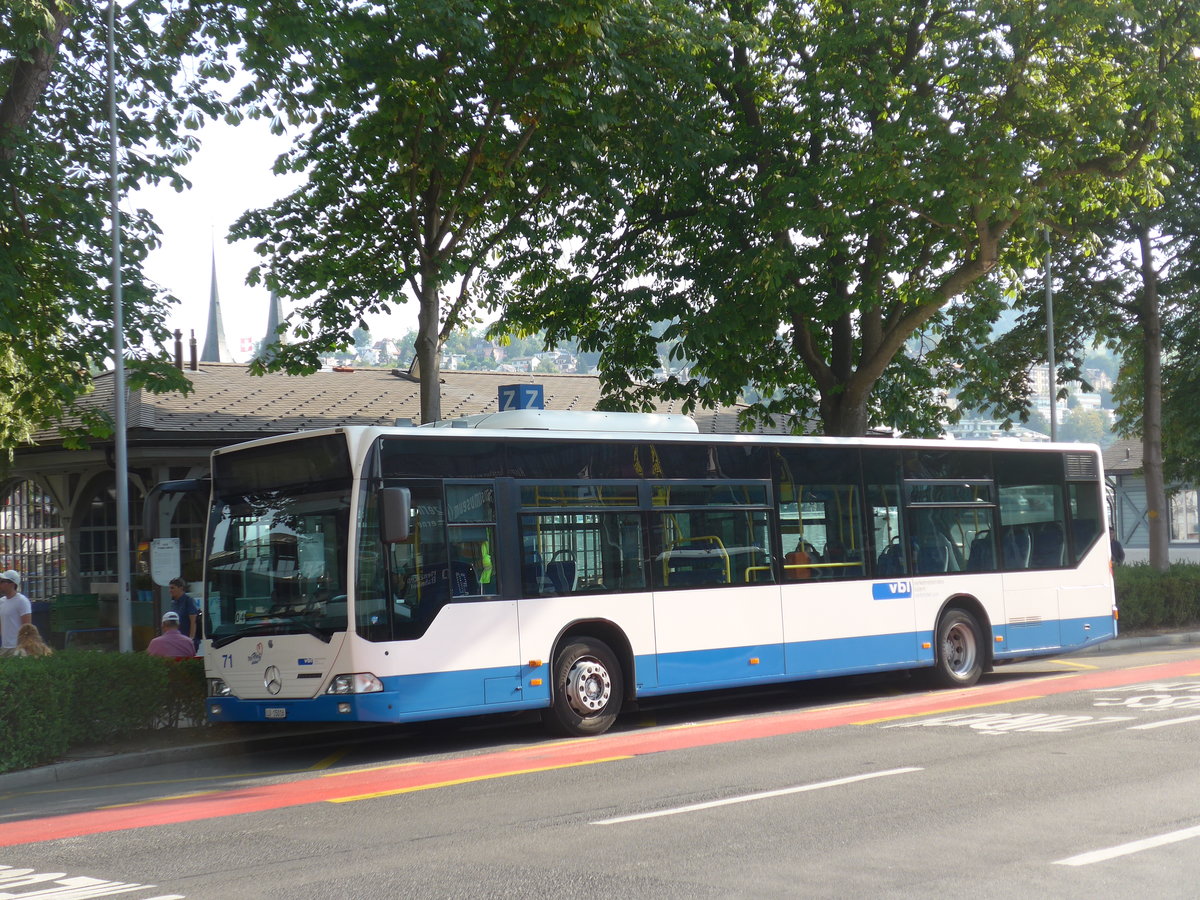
[0,569,32,654]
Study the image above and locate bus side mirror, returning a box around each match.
[379,487,411,543]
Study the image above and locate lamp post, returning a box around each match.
[107,0,132,652]
[1044,228,1057,442]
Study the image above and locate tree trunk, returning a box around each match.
[1138,226,1170,572]
[415,278,442,424]
[820,387,870,437]
[0,2,72,160]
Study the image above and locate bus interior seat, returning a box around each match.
[915,532,956,574]
[876,537,906,576]
[545,558,576,594]
[522,564,548,594]
[1030,523,1065,568]
[1001,526,1031,569]
[966,530,994,571]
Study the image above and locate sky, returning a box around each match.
[135,116,420,363]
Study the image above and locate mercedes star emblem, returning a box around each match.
[264,665,283,695]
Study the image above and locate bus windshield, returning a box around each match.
[206,436,353,648]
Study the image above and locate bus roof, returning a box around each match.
[212,413,1102,458]
[419,409,700,433]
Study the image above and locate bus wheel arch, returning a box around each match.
[930,596,992,688]
[542,621,632,737]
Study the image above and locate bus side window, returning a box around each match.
[862,450,907,578]
[446,483,498,597]
[520,511,645,595]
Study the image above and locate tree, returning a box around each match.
[494,0,1200,436]
[230,0,641,422]
[1059,407,1107,446]
[0,0,230,449]
[982,121,1200,571]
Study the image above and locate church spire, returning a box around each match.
[200,244,232,363]
[262,290,285,359]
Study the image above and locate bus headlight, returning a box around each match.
[208,678,232,697]
[326,673,384,694]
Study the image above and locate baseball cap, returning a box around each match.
[162,611,180,624]
[0,570,20,589]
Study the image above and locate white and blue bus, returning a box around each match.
[194,410,1117,736]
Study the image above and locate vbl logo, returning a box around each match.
[872,580,913,600]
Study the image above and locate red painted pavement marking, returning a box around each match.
[2,656,1198,847]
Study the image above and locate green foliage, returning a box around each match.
[971,102,1200,473]
[492,0,1200,436]
[0,656,70,772]
[230,0,638,422]
[1115,563,1200,631]
[1059,407,1110,446]
[0,651,206,774]
[0,0,233,450]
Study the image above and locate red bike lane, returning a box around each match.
[3,657,1198,847]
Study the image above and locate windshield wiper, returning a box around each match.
[211,619,333,649]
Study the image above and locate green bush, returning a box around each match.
[0,651,207,775]
[0,659,70,772]
[1115,562,1200,631]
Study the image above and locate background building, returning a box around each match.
[1104,439,1200,563]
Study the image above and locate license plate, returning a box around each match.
[264,708,287,719]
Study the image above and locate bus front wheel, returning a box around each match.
[931,609,983,688]
[543,638,624,737]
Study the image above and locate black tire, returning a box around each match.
[930,608,984,688]
[542,638,624,737]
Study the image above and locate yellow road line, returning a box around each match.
[326,756,631,803]
[1050,660,1099,670]
[308,749,348,770]
[853,695,1045,725]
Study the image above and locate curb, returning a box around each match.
[1076,630,1200,655]
[0,724,394,793]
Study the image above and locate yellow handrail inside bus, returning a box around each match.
[662,534,730,586]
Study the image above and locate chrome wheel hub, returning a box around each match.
[565,657,611,715]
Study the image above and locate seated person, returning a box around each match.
[147,611,196,658]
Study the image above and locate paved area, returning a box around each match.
[2,629,1197,792]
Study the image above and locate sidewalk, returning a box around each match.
[1078,627,1200,655]
[0,722,395,793]
[3,629,1198,793]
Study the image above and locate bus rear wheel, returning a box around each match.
[543,638,624,737]
[931,608,983,688]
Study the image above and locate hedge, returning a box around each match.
[0,652,205,775]
[1114,562,1200,632]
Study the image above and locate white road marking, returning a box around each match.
[591,767,923,825]
[1055,823,1200,866]
[0,865,183,899]
[1128,714,1200,730]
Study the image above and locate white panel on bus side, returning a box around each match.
[653,584,784,685]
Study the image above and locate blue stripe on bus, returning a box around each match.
[656,643,786,686]
[208,664,549,724]
[993,617,1117,660]
[207,615,1116,723]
